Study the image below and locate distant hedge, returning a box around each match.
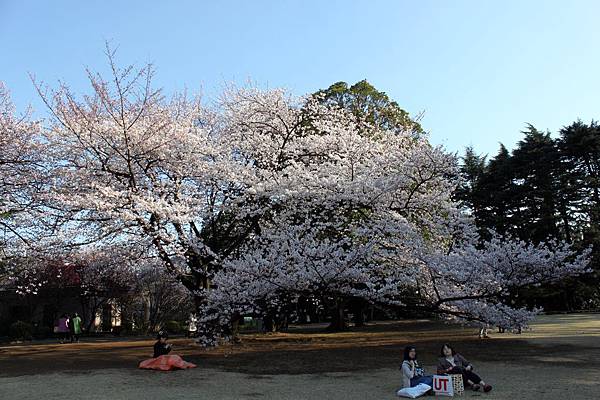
[9,321,33,340]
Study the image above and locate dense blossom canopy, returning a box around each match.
[0,58,590,345]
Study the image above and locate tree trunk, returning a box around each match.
[231,312,242,343]
[350,298,367,327]
[326,297,347,331]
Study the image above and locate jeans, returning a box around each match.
[411,375,434,387]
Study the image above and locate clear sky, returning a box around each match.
[1,0,599,156]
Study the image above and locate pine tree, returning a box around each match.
[510,125,560,243]
[477,144,516,239]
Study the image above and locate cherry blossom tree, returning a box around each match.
[6,244,137,329]
[0,82,54,291]
[201,174,590,342]
[127,267,194,333]
[0,83,46,256]
[35,52,233,297]
[71,246,138,332]
[21,52,590,346]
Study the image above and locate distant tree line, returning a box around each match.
[456,121,600,311]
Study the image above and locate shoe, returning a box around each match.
[472,384,481,391]
[483,384,492,393]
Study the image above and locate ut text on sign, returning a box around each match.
[433,375,454,396]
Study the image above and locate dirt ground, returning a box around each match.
[1,313,599,399]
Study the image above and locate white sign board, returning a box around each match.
[433,375,454,396]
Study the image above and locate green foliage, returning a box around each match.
[314,80,423,135]
[239,317,261,332]
[32,325,53,340]
[559,120,600,243]
[163,320,182,334]
[454,145,486,217]
[459,120,600,311]
[9,321,33,341]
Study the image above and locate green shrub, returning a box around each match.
[164,320,181,334]
[0,320,9,337]
[33,325,53,339]
[123,327,142,336]
[239,317,260,332]
[114,325,141,336]
[9,321,33,340]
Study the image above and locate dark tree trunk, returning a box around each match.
[326,297,347,331]
[350,297,367,327]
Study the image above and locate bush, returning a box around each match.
[164,320,181,334]
[33,325,53,340]
[9,321,33,341]
[120,327,143,336]
[113,325,142,336]
[0,320,9,337]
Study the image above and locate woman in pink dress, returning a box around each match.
[138,331,197,371]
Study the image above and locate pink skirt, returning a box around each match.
[138,355,197,371]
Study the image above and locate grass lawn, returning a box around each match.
[1,313,599,399]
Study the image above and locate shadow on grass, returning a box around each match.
[189,336,600,375]
[1,319,599,377]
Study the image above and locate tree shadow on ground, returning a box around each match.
[1,319,599,377]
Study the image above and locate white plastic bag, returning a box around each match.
[396,383,432,398]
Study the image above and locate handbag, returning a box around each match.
[450,373,465,395]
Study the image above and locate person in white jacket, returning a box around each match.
[400,345,433,389]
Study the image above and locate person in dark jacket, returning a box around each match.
[437,343,492,392]
[153,331,172,358]
[139,331,197,371]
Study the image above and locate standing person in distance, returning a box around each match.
[56,314,70,344]
[70,313,83,342]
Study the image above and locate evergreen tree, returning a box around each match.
[455,146,487,235]
[314,80,423,135]
[477,144,516,239]
[558,120,600,243]
[558,121,600,309]
[510,125,560,243]
[458,121,600,311]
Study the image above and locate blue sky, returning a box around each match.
[1,0,599,157]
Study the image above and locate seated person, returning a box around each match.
[153,332,172,357]
[139,331,197,371]
[437,343,492,392]
[401,345,434,389]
